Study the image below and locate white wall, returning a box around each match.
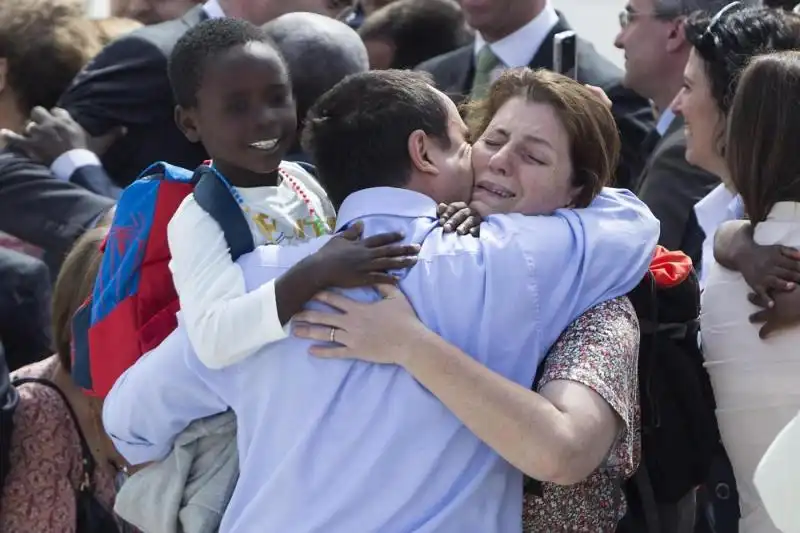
[84,0,110,19]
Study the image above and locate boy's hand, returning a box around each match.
[748,290,800,339]
[437,202,482,236]
[309,222,420,289]
[739,243,800,307]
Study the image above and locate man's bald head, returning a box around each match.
[263,12,369,138]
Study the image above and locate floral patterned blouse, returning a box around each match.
[0,358,119,533]
[523,297,641,532]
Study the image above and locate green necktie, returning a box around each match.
[470,46,502,101]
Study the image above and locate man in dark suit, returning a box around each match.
[58,0,338,187]
[0,147,115,277]
[0,248,52,371]
[614,0,729,272]
[415,0,655,191]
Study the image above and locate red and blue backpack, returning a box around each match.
[70,162,255,398]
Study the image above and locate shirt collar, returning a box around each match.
[334,187,437,232]
[694,183,742,238]
[656,108,676,137]
[202,0,225,19]
[473,3,560,68]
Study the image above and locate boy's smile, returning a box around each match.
[179,41,297,188]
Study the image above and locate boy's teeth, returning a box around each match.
[250,139,278,150]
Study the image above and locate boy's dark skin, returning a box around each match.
[173,39,422,326]
[715,220,800,339]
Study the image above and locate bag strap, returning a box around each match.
[192,165,255,261]
[11,377,97,490]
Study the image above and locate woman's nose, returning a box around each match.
[488,146,512,177]
[671,90,685,115]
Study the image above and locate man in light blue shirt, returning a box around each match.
[104,70,659,533]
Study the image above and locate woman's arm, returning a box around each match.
[294,287,637,485]
[401,330,621,484]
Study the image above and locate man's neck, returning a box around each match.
[651,79,683,117]
[480,0,547,43]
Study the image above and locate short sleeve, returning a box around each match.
[537,297,641,476]
[0,384,82,533]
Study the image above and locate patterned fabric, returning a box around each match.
[523,297,641,532]
[0,360,119,533]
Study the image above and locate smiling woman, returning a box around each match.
[464,68,619,216]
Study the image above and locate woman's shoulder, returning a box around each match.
[1,369,83,531]
[541,297,639,386]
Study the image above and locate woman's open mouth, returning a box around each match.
[474,182,516,199]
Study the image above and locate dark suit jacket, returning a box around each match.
[59,6,209,187]
[415,13,655,191]
[0,148,115,276]
[0,248,51,371]
[636,116,719,266]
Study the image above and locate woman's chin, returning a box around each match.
[469,198,502,217]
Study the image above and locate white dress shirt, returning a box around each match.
[104,187,658,533]
[694,183,745,287]
[473,2,560,81]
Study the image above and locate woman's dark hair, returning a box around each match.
[727,51,800,224]
[463,68,619,208]
[52,227,108,373]
[685,6,800,116]
[0,0,100,115]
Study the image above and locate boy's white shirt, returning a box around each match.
[167,161,336,369]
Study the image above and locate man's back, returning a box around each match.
[104,187,657,533]
[59,6,208,186]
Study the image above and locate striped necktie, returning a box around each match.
[470,45,502,101]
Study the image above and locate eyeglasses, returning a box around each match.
[618,7,678,28]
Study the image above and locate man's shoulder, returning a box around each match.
[644,128,720,192]
[117,6,203,56]
[415,44,472,77]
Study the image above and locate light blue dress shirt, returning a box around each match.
[104,187,659,533]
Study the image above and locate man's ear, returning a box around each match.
[666,17,687,54]
[174,105,201,143]
[407,129,439,176]
[0,58,8,94]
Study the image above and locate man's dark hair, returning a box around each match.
[168,18,281,109]
[301,70,451,209]
[0,0,100,115]
[358,0,471,69]
[263,13,368,140]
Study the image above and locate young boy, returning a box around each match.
[166,19,418,369]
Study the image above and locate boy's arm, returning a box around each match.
[714,220,800,300]
[169,198,419,370]
[167,198,294,369]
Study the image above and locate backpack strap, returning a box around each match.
[191,165,255,261]
[11,377,98,490]
[137,161,194,183]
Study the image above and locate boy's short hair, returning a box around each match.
[168,18,281,109]
[301,69,450,209]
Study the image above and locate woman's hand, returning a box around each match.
[292,284,426,365]
[437,202,482,236]
[308,222,420,289]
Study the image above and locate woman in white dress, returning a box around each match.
[675,8,800,528]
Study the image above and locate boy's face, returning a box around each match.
[177,42,297,181]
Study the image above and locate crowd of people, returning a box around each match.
[0,0,799,532]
